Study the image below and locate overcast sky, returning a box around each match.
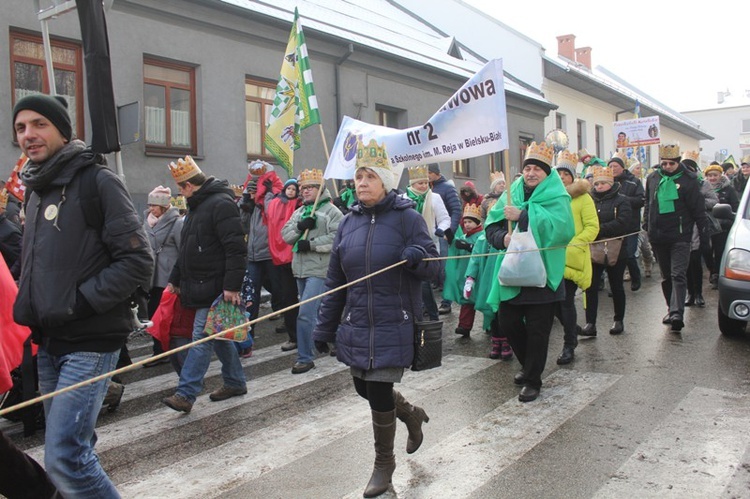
[463,0,749,112]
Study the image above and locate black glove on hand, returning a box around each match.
[296,239,311,252]
[444,228,455,245]
[435,228,444,238]
[401,245,427,268]
[315,341,330,354]
[333,197,345,209]
[454,239,472,251]
[297,216,317,232]
[263,178,274,190]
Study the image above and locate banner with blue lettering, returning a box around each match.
[324,59,508,180]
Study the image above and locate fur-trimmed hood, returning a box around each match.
[566,178,591,199]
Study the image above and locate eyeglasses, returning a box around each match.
[300,185,319,191]
[660,161,678,167]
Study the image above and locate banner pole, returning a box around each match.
[503,149,512,234]
[318,124,338,197]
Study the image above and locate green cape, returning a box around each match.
[443,227,482,305]
[484,172,574,308]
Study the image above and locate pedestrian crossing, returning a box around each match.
[4,337,750,498]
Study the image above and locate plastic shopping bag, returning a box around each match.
[497,229,547,288]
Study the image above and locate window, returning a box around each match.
[555,112,566,132]
[519,135,534,166]
[10,30,84,138]
[595,125,604,158]
[377,106,402,128]
[742,119,750,134]
[245,78,276,159]
[577,119,585,150]
[453,159,469,177]
[144,58,196,153]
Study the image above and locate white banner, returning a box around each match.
[613,116,661,148]
[324,59,509,180]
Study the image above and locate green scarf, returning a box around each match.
[484,173,574,307]
[406,187,427,214]
[340,187,356,208]
[656,170,683,214]
[293,197,330,252]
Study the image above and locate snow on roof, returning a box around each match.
[220,0,548,104]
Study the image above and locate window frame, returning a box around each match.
[577,119,585,151]
[244,77,277,161]
[377,107,400,128]
[9,29,85,139]
[453,158,470,178]
[595,124,604,158]
[143,57,197,155]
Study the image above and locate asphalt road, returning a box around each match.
[3,274,750,498]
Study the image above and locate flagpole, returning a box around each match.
[318,124,338,197]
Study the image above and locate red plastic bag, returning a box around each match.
[147,290,177,352]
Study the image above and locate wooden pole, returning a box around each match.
[318,124,338,197]
[503,149,512,234]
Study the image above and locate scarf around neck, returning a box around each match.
[657,169,683,214]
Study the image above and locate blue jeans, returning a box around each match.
[176,307,246,402]
[296,277,326,364]
[37,347,121,499]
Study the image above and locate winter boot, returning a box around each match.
[393,390,429,454]
[500,338,513,361]
[489,337,502,359]
[103,381,124,413]
[363,409,397,498]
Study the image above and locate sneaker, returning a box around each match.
[438,303,452,315]
[454,327,471,337]
[209,385,247,402]
[623,270,631,282]
[281,341,297,352]
[291,361,315,374]
[162,394,193,413]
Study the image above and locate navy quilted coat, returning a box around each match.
[313,192,440,371]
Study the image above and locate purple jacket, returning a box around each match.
[313,192,439,370]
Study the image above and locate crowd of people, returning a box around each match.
[1,92,742,499]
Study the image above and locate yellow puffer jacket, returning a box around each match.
[563,179,599,290]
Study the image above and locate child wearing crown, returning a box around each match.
[443,203,484,336]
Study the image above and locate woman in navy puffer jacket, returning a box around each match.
[313,143,439,498]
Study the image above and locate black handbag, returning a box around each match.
[411,320,443,371]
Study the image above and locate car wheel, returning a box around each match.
[718,305,746,336]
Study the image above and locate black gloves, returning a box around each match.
[435,228,444,238]
[333,197,346,209]
[454,239,473,252]
[297,216,317,232]
[297,239,311,253]
[263,178,274,190]
[401,245,427,268]
[315,341,330,354]
[444,228,455,245]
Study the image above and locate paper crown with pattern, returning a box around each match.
[682,150,700,164]
[356,138,390,169]
[408,165,429,184]
[231,184,244,198]
[557,150,579,171]
[171,195,187,210]
[627,156,641,168]
[591,165,614,184]
[298,168,324,187]
[612,150,628,162]
[0,190,8,210]
[659,143,681,160]
[578,148,592,162]
[490,171,505,184]
[462,203,482,222]
[524,141,554,166]
[742,156,750,166]
[248,160,270,174]
[168,156,202,183]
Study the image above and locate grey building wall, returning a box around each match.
[2,0,549,213]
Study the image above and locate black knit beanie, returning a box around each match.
[608,157,626,169]
[12,94,72,142]
[523,158,551,175]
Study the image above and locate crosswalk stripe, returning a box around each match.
[593,387,750,498]
[340,369,621,498]
[26,354,348,463]
[115,355,497,498]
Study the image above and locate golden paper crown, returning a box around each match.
[171,195,187,210]
[490,171,505,184]
[0,190,8,210]
[659,143,681,160]
[168,156,202,184]
[356,139,389,169]
[627,156,640,169]
[682,150,700,163]
[557,150,578,171]
[742,156,750,166]
[408,165,429,184]
[298,168,324,187]
[524,141,554,166]
[578,148,592,162]
[231,184,244,198]
[612,150,628,162]
[591,165,614,184]
[462,203,482,221]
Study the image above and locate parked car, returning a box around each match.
[713,187,750,336]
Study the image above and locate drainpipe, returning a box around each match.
[335,44,354,129]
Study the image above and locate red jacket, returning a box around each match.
[265,193,302,265]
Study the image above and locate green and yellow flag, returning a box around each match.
[264,8,320,176]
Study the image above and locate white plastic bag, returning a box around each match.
[497,228,547,288]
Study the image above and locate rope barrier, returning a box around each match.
[0,229,643,418]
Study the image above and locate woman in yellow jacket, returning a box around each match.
[554,152,599,365]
